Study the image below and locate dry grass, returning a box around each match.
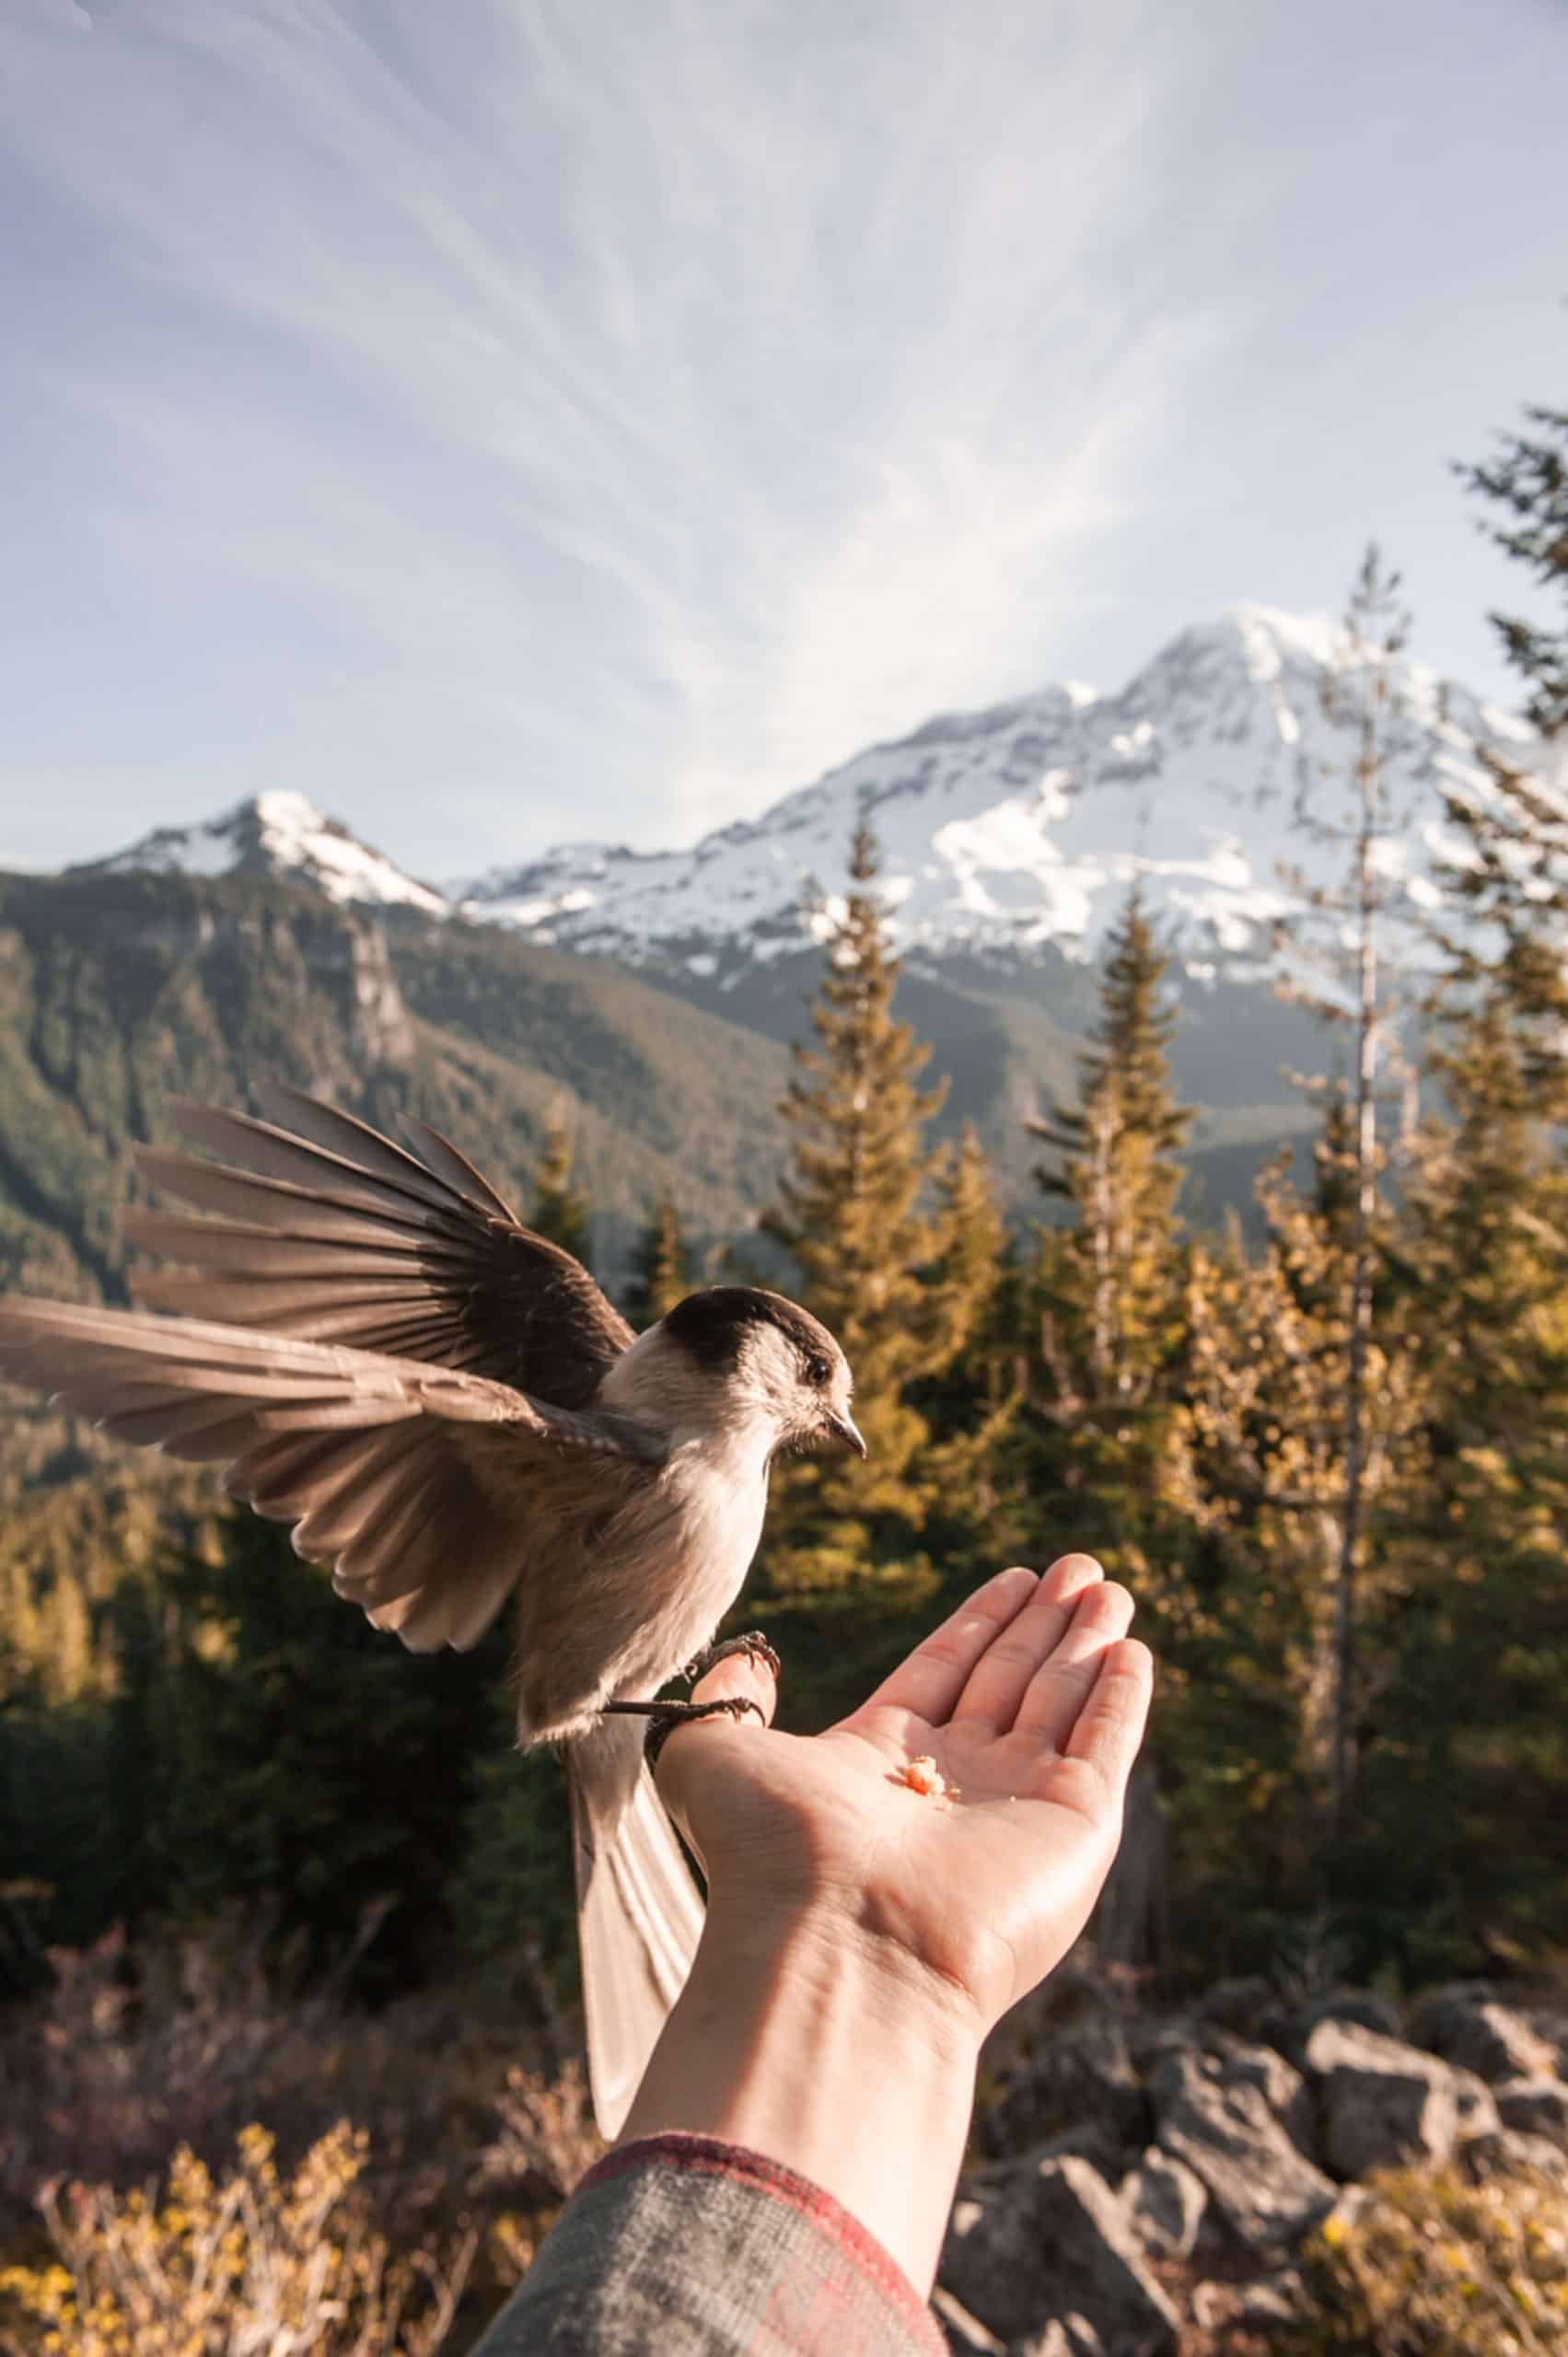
[1282,2163,1568,2357]
[0,2124,475,2357]
[0,1922,604,2352]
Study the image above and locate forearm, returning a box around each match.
[621,1894,981,2296]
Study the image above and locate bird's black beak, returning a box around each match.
[819,1409,867,1458]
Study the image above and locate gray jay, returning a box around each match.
[0,1084,864,2133]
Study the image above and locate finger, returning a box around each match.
[948,1553,1104,1736]
[1015,1579,1137,1749]
[1064,1637,1154,1799]
[854,1565,1039,1728]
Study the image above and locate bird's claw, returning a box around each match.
[643,1693,767,1771]
[682,1629,781,1685]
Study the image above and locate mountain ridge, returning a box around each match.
[78,606,1548,1004]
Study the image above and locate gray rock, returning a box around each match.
[1494,2076,1568,2152]
[1458,2127,1568,2187]
[1191,1976,1274,2037]
[1205,2029,1316,2150]
[1451,2065,1502,2140]
[1149,2040,1336,2250]
[940,2154,1179,2354]
[1408,1983,1560,2084]
[1305,2017,1463,2177]
[1521,2005,1568,2076]
[932,2286,1005,2354]
[1260,1986,1404,2069]
[1011,2322,1105,2357]
[1118,2147,1207,2260]
[979,2017,1151,2165]
[1236,2268,1306,2327]
[1188,2282,1235,2332]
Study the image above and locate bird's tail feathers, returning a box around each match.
[568,1714,705,2138]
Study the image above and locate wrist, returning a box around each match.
[622,1890,981,2294]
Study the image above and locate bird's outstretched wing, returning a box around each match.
[124,1082,633,1409]
[0,1298,661,1654]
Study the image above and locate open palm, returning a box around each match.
[656,1555,1153,2041]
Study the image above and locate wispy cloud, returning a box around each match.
[1,0,1562,873]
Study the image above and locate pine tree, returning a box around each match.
[912,1125,1026,1537]
[1028,884,1192,1425]
[529,1105,592,1265]
[1276,544,1428,1838]
[759,821,948,1583]
[1457,390,1568,735]
[623,1199,692,1329]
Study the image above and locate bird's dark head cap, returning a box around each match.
[661,1285,840,1376]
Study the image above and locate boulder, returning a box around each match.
[940,2154,1179,2354]
[1236,2270,1306,2328]
[1305,2018,1464,2177]
[1458,2127,1568,2188]
[1118,2147,1207,2260]
[979,2016,1150,2165]
[1204,2028,1316,2150]
[1494,2076,1568,2152]
[1148,2039,1336,2250]
[1408,1983,1560,2084]
[1260,1986,1404,2070]
[1014,2322,1106,2357]
[1190,2279,1302,2334]
[1450,2066,1501,2141]
[1190,1976,1274,2038]
[1522,2005,1568,2076]
[931,2286,1005,2354]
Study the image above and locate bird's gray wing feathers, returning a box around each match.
[125,1083,633,1408]
[568,1713,706,2136]
[0,1296,660,1655]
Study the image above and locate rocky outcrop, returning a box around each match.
[1147,2038,1334,2250]
[942,2155,1179,2354]
[1118,2148,1207,2260]
[1304,2018,1466,2177]
[946,1975,1567,2355]
[1494,2075,1568,2151]
[1408,1984,1562,2084]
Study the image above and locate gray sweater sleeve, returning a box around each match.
[471,2131,949,2357]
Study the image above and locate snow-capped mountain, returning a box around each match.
[77,610,1551,986]
[78,789,449,918]
[459,606,1544,982]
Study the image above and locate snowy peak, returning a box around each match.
[459,605,1541,979]
[80,792,449,917]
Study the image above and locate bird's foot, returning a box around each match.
[681,1629,781,1685]
[602,1691,767,1770]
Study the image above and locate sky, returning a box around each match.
[1,0,1564,884]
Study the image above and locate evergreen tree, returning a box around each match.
[912,1125,1026,1539]
[1028,884,1192,1432]
[529,1106,592,1264]
[623,1198,693,1328]
[150,1512,503,1995]
[759,821,947,1585]
[1277,544,1428,1837]
[1458,388,1568,735]
[1168,1109,1428,1939]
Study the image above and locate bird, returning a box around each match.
[0,1082,864,2134]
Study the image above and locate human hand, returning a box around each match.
[655,1554,1153,2046]
[626,1556,1152,2290]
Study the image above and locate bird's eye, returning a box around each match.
[804,1353,831,1386]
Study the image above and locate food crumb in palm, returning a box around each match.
[898,1755,957,1801]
